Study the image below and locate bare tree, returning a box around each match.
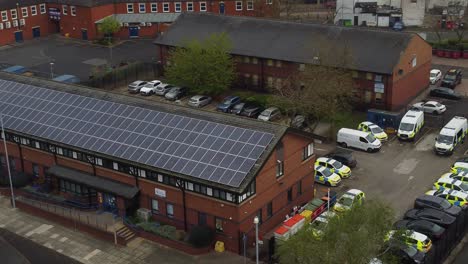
[447,1,468,42]
[423,13,443,44]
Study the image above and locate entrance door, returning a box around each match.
[81,29,88,40]
[32,27,41,38]
[219,2,225,14]
[354,16,358,26]
[102,193,117,213]
[129,26,139,38]
[14,31,23,43]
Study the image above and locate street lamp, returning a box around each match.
[0,115,16,208]
[253,216,259,264]
[50,62,54,79]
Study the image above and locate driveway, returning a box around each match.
[0,35,157,80]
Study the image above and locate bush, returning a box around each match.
[233,91,273,108]
[154,225,177,239]
[188,225,215,248]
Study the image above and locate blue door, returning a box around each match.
[219,2,225,14]
[81,29,88,40]
[14,31,23,43]
[102,193,117,213]
[129,26,139,38]
[32,27,40,38]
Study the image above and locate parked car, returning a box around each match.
[394,219,445,240]
[386,243,426,264]
[439,171,468,183]
[452,159,468,173]
[155,83,174,96]
[430,69,442,84]
[425,189,468,208]
[216,96,241,113]
[333,189,365,212]
[258,107,281,121]
[314,165,341,187]
[414,195,461,216]
[404,208,456,227]
[412,101,446,115]
[387,230,432,253]
[127,80,147,93]
[311,211,336,238]
[357,121,388,142]
[240,105,263,118]
[165,86,188,101]
[187,95,212,108]
[315,157,351,178]
[429,87,461,100]
[291,115,306,129]
[140,80,162,96]
[441,68,462,88]
[325,152,357,168]
[230,103,246,115]
[393,21,405,31]
[433,177,468,193]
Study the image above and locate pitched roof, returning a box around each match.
[154,13,416,74]
[95,13,180,24]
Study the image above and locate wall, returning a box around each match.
[402,0,425,26]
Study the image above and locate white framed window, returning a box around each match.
[163,3,169,12]
[139,3,146,13]
[247,0,254,10]
[113,162,119,170]
[200,2,207,12]
[174,2,181,12]
[35,142,40,149]
[266,0,273,4]
[31,5,37,16]
[1,11,7,22]
[157,174,163,182]
[56,147,63,155]
[151,3,158,12]
[151,199,159,213]
[236,1,243,10]
[10,9,17,20]
[62,5,67,15]
[127,3,134,13]
[166,203,174,218]
[303,143,314,160]
[12,20,18,28]
[96,158,103,166]
[20,138,30,145]
[40,4,46,14]
[276,160,284,177]
[70,6,76,16]
[186,182,194,190]
[5,21,11,28]
[21,7,28,17]
[299,63,305,71]
[207,187,212,196]
[186,2,194,11]
[412,57,417,67]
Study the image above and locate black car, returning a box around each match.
[240,105,263,118]
[394,219,445,240]
[386,243,426,264]
[325,152,357,168]
[441,69,462,88]
[230,103,246,115]
[429,87,461,100]
[404,208,456,227]
[414,195,461,216]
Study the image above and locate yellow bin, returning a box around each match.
[300,210,313,224]
[215,241,225,252]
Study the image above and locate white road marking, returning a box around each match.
[408,176,414,181]
[59,237,68,242]
[25,224,53,237]
[394,159,419,175]
[50,233,59,239]
[83,249,101,261]
[57,249,63,253]
[0,224,5,228]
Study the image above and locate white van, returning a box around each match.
[435,116,468,155]
[398,109,424,141]
[337,128,382,152]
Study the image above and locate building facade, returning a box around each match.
[0,72,316,254]
[0,0,277,46]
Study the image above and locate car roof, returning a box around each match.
[425,100,439,104]
[417,195,443,203]
[447,68,460,73]
[224,95,239,99]
[454,161,468,168]
[190,95,204,99]
[360,121,374,126]
[436,188,468,198]
[328,152,352,159]
[264,107,278,111]
[409,231,428,241]
[430,69,440,73]
[347,189,363,195]
[317,157,335,163]
[315,165,332,173]
[437,177,463,185]
[148,80,161,84]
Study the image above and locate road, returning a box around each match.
[453,242,468,264]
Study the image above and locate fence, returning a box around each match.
[82,62,162,90]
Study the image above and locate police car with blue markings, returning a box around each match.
[314,165,341,187]
[315,157,351,178]
[426,189,468,208]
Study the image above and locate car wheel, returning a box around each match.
[325,182,331,187]
[433,110,438,115]
[367,148,373,153]
[340,142,348,148]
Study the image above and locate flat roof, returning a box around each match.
[95,13,180,24]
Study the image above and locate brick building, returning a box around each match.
[0,0,277,46]
[0,72,316,254]
[154,13,432,111]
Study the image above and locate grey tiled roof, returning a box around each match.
[95,13,180,24]
[154,13,417,74]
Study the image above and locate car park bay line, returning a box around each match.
[414,128,433,146]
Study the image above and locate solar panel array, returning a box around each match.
[0,80,274,188]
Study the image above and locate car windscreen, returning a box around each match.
[444,74,457,80]
[399,123,414,132]
[366,133,377,143]
[223,99,234,104]
[261,110,272,116]
[438,199,451,209]
[233,104,244,110]
[339,197,353,207]
[431,223,443,233]
[430,72,438,77]
[403,245,418,257]
[438,135,454,144]
[370,126,383,134]
[435,103,443,107]
[144,83,154,88]
[331,160,343,169]
[322,169,332,177]
[311,220,326,229]
[460,182,468,191]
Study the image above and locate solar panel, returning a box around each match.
[0,80,275,188]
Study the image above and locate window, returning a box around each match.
[31,5,37,16]
[247,0,254,10]
[127,3,134,13]
[70,6,76,16]
[151,3,158,12]
[276,60,282,67]
[187,2,194,11]
[139,3,146,13]
[215,218,223,232]
[267,76,273,88]
[251,57,258,64]
[287,187,292,202]
[299,63,305,71]
[359,137,368,143]
[398,69,404,75]
[257,209,262,224]
[252,74,259,85]
[62,5,67,15]
[236,1,243,10]
[163,3,169,12]
[267,202,273,218]
[276,160,284,177]
[275,78,282,89]
[200,2,207,12]
[175,2,181,12]
[366,72,373,80]
[166,203,174,218]
[198,212,207,225]
[32,163,39,177]
[267,0,273,4]
[302,143,314,160]
[20,138,30,145]
[411,0,417,3]
[374,75,382,82]
[151,199,159,213]
[243,56,250,63]
[9,158,16,172]
[21,7,28,17]
[297,180,302,195]
[10,9,17,20]
[267,59,273,66]
[411,57,417,67]
[0,155,6,169]
[40,4,46,14]
[375,93,383,103]
[352,71,359,78]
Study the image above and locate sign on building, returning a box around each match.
[49,8,61,21]
[155,188,166,198]
[374,82,385,93]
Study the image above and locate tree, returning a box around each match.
[276,200,399,264]
[447,1,468,43]
[423,13,443,44]
[165,33,236,95]
[98,17,121,42]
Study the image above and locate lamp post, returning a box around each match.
[0,115,16,208]
[253,216,259,264]
[50,62,54,79]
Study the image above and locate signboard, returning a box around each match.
[374,82,385,94]
[155,188,166,198]
[49,8,61,21]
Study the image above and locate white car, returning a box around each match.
[412,101,446,115]
[140,80,162,96]
[430,69,442,84]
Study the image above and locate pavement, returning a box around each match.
[0,196,254,264]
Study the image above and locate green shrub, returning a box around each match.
[154,225,177,239]
[448,38,460,45]
[188,225,215,248]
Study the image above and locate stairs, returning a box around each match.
[116,225,136,243]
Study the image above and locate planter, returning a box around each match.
[432,48,437,55]
[436,49,445,57]
[452,51,461,59]
[462,51,468,59]
[444,50,453,58]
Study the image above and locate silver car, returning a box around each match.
[155,83,174,96]
[258,107,281,121]
[128,80,147,93]
[188,95,212,108]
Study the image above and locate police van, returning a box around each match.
[337,128,381,152]
[435,116,467,155]
[398,109,424,141]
